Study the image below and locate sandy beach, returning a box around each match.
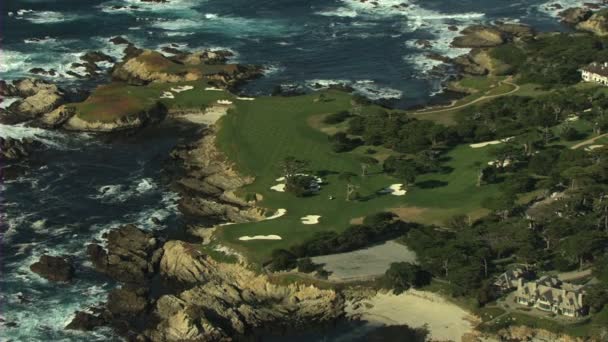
[347,290,481,341]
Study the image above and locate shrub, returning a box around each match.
[323,111,351,124]
[269,249,296,271]
[383,262,431,294]
[297,257,318,273]
[329,132,363,153]
[286,175,316,197]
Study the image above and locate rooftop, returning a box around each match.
[582,62,608,77]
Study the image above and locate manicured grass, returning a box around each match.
[214,90,502,263]
[71,81,233,122]
[73,82,162,122]
[458,76,507,92]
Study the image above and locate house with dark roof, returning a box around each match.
[515,276,587,318]
[581,62,608,85]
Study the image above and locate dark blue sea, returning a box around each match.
[0,0,600,340]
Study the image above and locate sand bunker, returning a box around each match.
[380,184,406,196]
[470,137,514,149]
[567,115,580,122]
[160,91,175,99]
[217,100,233,105]
[236,97,255,101]
[266,209,287,220]
[239,235,282,241]
[488,159,511,167]
[205,87,223,91]
[346,290,479,341]
[586,144,604,151]
[270,184,286,192]
[177,105,228,126]
[171,85,194,93]
[301,215,321,225]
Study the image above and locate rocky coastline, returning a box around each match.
[6,4,608,340]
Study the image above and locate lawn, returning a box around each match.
[71,80,233,122]
[214,90,502,263]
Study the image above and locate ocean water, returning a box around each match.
[0,0,604,341]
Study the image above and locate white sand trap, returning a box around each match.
[276,174,323,184]
[586,144,604,151]
[567,115,580,122]
[217,100,233,105]
[470,136,514,149]
[347,290,480,341]
[380,184,406,196]
[236,97,255,101]
[170,85,194,93]
[270,184,286,192]
[266,208,287,220]
[177,105,228,125]
[160,91,175,99]
[301,215,321,225]
[205,87,223,91]
[488,159,511,167]
[239,235,282,241]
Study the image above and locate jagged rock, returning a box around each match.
[87,224,162,284]
[30,255,74,282]
[577,10,608,36]
[493,22,535,39]
[170,129,264,223]
[112,48,261,88]
[107,287,148,316]
[0,137,41,161]
[559,7,593,25]
[5,79,65,119]
[149,240,345,341]
[452,25,506,48]
[109,36,131,45]
[81,51,114,65]
[63,102,166,132]
[36,105,76,128]
[65,311,106,331]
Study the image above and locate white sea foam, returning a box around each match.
[0,50,31,74]
[537,0,605,17]
[305,79,403,100]
[0,123,68,148]
[16,9,83,24]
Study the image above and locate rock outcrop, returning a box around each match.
[36,105,77,128]
[86,224,163,284]
[577,10,608,36]
[496,326,587,342]
[112,48,262,89]
[62,102,166,132]
[0,137,41,161]
[30,255,74,282]
[452,23,534,49]
[4,79,66,121]
[170,128,264,224]
[452,25,506,48]
[147,241,345,341]
[559,7,593,25]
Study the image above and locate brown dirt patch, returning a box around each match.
[390,207,429,222]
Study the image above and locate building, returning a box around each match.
[515,276,587,318]
[581,62,608,85]
[493,267,533,292]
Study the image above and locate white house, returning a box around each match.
[581,62,608,86]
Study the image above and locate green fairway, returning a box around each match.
[214,90,502,263]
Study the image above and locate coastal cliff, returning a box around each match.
[71,226,344,341]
